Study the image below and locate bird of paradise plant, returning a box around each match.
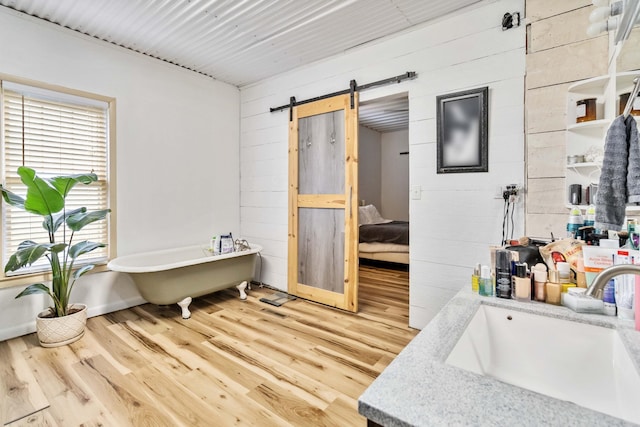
[0,166,110,317]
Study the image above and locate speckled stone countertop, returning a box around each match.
[358,289,640,427]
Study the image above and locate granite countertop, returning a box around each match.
[358,289,640,427]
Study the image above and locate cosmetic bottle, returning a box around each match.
[576,258,587,288]
[479,265,493,297]
[495,250,512,299]
[546,270,562,305]
[556,262,571,284]
[514,263,530,302]
[471,263,480,293]
[532,263,547,302]
[603,279,617,316]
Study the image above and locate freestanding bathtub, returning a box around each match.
[107,244,261,318]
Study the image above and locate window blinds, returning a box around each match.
[1,81,110,275]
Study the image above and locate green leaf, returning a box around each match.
[17,166,64,217]
[49,243,68,254]
[73,264,95,279]
[15,283,52,299]
[69,241,105,259]
[43,207,86,234]
[0,186,26,210]
[66,209,110,232]
[5,242,50,272]
[49,173,98,198]
[17,240,39,250]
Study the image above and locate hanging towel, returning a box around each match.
[595,115,639,231]
[627,116,640,202]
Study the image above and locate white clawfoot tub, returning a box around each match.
[107,244,261,318]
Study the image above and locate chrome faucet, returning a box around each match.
[586,264,640,299]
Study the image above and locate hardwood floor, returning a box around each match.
[1,266,416,426]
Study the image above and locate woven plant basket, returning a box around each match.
[35,304,87,348]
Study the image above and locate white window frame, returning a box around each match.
[0,74,117,289]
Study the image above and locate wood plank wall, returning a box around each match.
[525,0,608,238]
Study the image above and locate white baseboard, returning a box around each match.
[0,296,147,342]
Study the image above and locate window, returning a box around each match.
[0,77,115,282]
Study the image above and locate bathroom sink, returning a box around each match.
[446,304,640,424]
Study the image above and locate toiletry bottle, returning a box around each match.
[556,262,571,284]
[635,275,640,331]
[471,263,480,293]
[584,205,596,227]
[514,263,530,302]
[509,251,520,299]
[495,250,512,299]
[603,279,617,316]
[567,206,584,239]
[576,258,587,288]
[210,235,219,253]
[479,265,493,297]
[545,270,562,305]
[533,263,547,302]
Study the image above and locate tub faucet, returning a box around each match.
[586,264,640,299]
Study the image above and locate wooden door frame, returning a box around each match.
[288,93,359,312]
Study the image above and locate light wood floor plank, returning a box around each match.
[0,340,49,425]
[5,408,57,427]
[0,266,416,426]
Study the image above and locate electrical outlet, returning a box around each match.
[411,185,422,200]
[497,184,523,201]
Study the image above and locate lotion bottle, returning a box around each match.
[514,263,531,302]
[479,265,493,297]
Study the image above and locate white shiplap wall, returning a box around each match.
[240,0,525,329]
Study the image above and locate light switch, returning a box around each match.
[411,185,422,200]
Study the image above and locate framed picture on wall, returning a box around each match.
[436,86,488,174]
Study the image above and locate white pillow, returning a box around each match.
[359,205,391,225]
[358,206,371,225]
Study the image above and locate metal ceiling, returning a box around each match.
[0,0,482,87]
[360,94,409,133]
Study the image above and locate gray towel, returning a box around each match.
[595,116,639,231]
[627,117,640,202]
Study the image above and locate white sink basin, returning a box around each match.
[446,304,640,424]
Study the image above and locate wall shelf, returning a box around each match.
[567,203,640,213]
[616,71,640,95]
[566,71,640,212]
[566,162,601,170]
[567,119,610,134]
[567,74,610,96]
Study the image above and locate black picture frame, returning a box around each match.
[436,87,489,174]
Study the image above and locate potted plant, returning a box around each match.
[0,166,110,347]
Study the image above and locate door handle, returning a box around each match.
[348,186,353,218]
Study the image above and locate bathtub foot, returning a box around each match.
[237,281,248,300]
[177,297,192,319]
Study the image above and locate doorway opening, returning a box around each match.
[357,93,410,325]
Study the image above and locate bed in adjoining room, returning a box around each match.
[358,205,409,265]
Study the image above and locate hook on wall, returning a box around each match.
[502,12,521,31]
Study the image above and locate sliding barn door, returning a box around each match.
[288,94,359,312]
